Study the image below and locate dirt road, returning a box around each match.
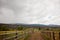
[27,31,44,40]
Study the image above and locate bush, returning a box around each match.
[0,25,10,31]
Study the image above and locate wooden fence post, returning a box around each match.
[54,32,59,40]
[51,32,54,40]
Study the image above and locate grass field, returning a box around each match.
[0,24,60,40]
[0,28,44,40]
[1,28,60,40]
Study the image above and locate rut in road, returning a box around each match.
[27,31,44,40]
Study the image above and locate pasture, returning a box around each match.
[0,24,60,40]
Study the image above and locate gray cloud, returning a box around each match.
[0,0,60,25]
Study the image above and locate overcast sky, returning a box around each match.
[0,0,60,25]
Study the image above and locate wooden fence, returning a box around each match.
[0,31,31,40]
[41,31,60,40]
[1,30,60,40]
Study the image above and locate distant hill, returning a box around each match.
[0,23,60,28]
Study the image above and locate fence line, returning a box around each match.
[0,31,21,35]
[4,34,21,40]
[0,31,30,40]
[41,31,60,40]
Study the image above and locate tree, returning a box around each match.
[39,28,41,30]
[17,26,23,30]
[0,25,10,31]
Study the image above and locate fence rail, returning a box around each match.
[1,30,60,40]
[41,31,60,40]
[0,31,31,40]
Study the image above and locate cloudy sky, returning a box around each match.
[0,0,60,25]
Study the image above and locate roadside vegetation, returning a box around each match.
[0,24,60,40]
